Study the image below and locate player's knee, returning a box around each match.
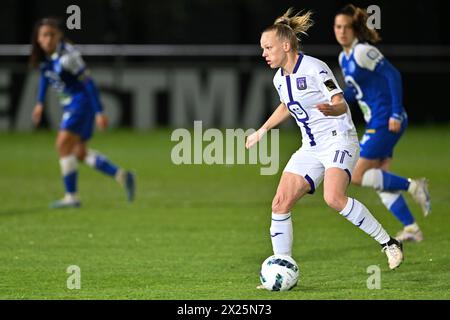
[299,180,312,194]
[75,147,87,161]
[324,192,347,211]
[272,197,286,213]
[55,138,69,154]
[272,193,296,213]
[56,135,77,156]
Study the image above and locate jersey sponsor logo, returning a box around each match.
[287,102,309,122]
[344,75,363,100]
[296,77,307,90]
[44,70,65,93]
[324,79,337,92]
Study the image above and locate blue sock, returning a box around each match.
[63,171,78,193]
[389,194,415,226]
[85,150,119,178]
[60,155,78,194]
[382,171,410,191]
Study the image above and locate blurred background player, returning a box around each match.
[247,8,404,279]
[334,4,431,242]
[30,18,135,208]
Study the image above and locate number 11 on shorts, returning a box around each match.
[333,150,352,164]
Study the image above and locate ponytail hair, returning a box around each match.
[264,8,314,52]
[29,17,65,68]
[337,4,381,44]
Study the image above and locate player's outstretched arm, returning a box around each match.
[245,103,290,149]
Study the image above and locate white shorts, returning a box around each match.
[283,131,360,194]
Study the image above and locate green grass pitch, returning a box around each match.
[0,126,449,299]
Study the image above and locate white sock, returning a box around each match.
[60,154,78,176]
[377,191,401,209]
[340,198,390,245]
[114,169,126,185]
[361,168,383,190]
[84,149,98,168]
[63,193,79,201]
[270,212,293,256]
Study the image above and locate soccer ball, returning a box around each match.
[259,255,299,291]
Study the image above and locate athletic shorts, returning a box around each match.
[60,100,95,142]
[360,121,407,160]
[283,131,360,194]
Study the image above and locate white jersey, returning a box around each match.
[273,54,356,147]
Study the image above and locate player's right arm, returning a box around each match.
[245,102,290,149]
[32,71,48,125]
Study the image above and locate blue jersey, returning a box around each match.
[37,41,102,141]
[339,40,407,129]
[37,41,103,114]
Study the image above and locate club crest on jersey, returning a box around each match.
[296,77,307,90]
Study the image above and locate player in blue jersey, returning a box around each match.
[30,18,135,208]
[334,5,430,241]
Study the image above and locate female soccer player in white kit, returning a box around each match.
[246,8,403,272]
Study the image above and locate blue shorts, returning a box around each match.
[360,121,407,160]
[60,100,95,142]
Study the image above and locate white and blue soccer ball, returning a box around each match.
[259,255,300,291]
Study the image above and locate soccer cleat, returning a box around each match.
[408,178,431,216]
[49,194,81,209]
[116,170,136,202]
[382,239,404,270]
[395,223,424,242]
[125,171,135,202]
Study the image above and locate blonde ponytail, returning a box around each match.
[274,8,314,37]
[264,8,314,52]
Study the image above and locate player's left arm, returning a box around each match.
[82,76,108,130]
[354,45,404,132]
[60,50,108,130]
[374,59,403,132]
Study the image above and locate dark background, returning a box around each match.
[2,0,449,45]
[0,0,449,127]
